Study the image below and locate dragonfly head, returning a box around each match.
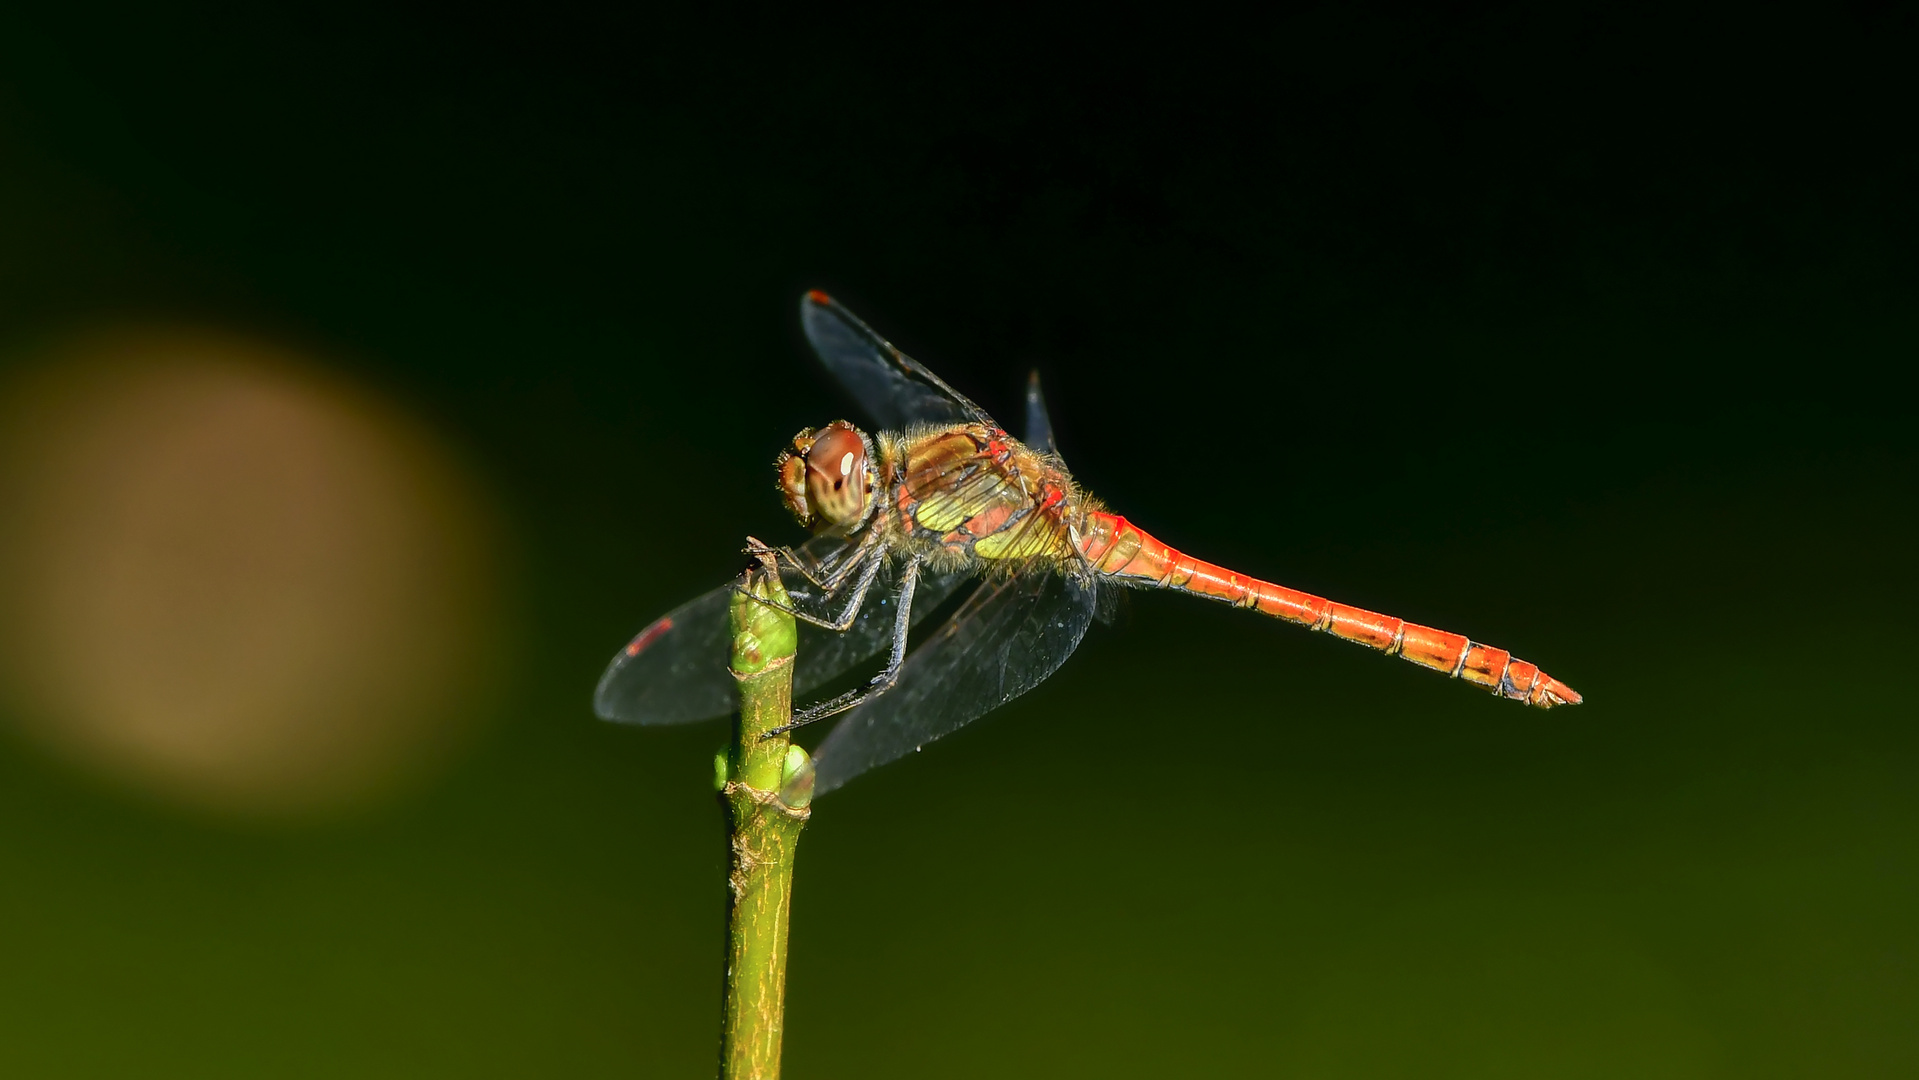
[776,420,877,533]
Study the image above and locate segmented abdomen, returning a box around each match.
[1075,512,1581,707]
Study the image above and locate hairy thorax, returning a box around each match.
[875,423,1089,571]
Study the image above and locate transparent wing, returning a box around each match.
[594,582,736,726]
[801,291,997,430]
[1024,369,1056,454]
[803,565,1098,797]
[794,556,972,695]
[594,537,972,726]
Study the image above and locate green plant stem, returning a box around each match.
[721,546,807,1080]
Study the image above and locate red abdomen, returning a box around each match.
[1075,511,1581,707]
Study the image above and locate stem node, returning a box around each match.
[721,544,806,1079]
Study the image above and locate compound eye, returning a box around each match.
[776,449,811,526]
[803,422,870,528]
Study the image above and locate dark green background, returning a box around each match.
[3,5,1914,1076]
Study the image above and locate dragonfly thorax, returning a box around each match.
[776,420,878,532]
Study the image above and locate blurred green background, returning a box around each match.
[2,4,1914,1077]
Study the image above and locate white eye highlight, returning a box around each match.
[839,451,855,477]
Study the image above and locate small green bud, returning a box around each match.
[780,745,815,809]
[780,745,809,785]
[712,750,730,791]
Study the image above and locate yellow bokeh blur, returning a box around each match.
[0,327,508,820]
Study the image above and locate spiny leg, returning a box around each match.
[744,537,830,591]
[736,545,885,632]
[813,542,877,593]
[746,536,873,596]
[757,540,858,592]
[770,555,922,735]
[770,544,830,589]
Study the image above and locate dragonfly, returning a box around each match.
[595,292,1581,799]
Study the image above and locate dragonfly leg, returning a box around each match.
[812,547,871,594]
[774,545,830,589]
[749,536,873,596]
[744,537,828,588]
[736,547,885,633]
[771,556,922,734]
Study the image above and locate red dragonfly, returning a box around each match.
[596,292,1580,798]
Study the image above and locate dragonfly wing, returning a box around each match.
[794,556,975,695]
[594,584,736,726]
[595,536,974,725]
[801,291,996,430]
[1024,369,1057,454]
[805,566,1098,797]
